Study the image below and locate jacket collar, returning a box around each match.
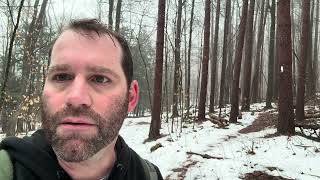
[108,135,132,179]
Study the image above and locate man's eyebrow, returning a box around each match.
[48,64,71,74]
[86,66,120,79]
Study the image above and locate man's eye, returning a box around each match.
[52,73,73,82]
[90,75,110,84]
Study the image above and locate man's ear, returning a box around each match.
[127,80,139,112]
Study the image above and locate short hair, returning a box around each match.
[48,18,133,87]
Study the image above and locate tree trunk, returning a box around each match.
[306,0,315,97]
[198,0,211,121]
[108,0,114,29]
[225,2,235,105]
[185,0,195,117]
[291,0,296,98]
[313,0,319,91]
[266,0,276,109]
[163,2,170,123]
[251,0,266,103]
[277,0,295,135]
[296,0,311,122]
[115,0,122,32]
[209,0,221,113]
[0,0,25,136]
[218,0,231,115]
[172,0,183,117]
[241,0,255,111]
[20,0,40,97]
[149,0,166,140]
[229,0,249,123]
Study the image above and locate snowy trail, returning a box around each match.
[120,110,320,180]
[1,105,319,179]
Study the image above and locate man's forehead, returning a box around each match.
[50,30,123,62]
[52,30,121,51]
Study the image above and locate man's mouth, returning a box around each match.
[58,117,96,130]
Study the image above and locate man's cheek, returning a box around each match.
[42,94,63,114]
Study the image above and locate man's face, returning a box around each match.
[41,30,138,162]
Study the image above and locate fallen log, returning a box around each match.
[207,114,228,128]
[305,113,320,119]
[186,151,225,160]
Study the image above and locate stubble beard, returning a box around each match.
[41,96,128,162]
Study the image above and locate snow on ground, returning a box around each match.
[120,105,320,180]
[1,103,319,179]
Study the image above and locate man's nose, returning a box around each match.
[65,77,93,108]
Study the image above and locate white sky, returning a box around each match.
[47,0,158,31]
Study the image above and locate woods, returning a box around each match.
[0,0,320,139]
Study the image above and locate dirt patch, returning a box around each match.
[263,132,281,138]
[240,171,293,180]
[239,112,277,134]
[165,156,198,180]
[305,94,320,106]
[135,121,150,125]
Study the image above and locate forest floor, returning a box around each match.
[1,103,320,179]
[120,103,320,180]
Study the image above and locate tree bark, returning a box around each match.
[108,0,114,29]
[225,2,235,105]
[0,0,25,136]
[251,0,266,103]
[241,0,255,111]
[229,0,249,123]
[185,0,195,117]
[149,0,166,140]
[198,0,211,121]
[296,0,311,122]
[209,0,221,113]
[277,0,295,135]
[291,1,296,98]
[172,0,183,117]
[218,0,231,115]
[21,0,40,96]
[313,0,319,91]
[115,0,122,32]
[306,0,315,97]
[266,0,276,108]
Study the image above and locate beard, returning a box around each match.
[41,95,128,162]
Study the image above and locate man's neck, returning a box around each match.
[57,138,117,180]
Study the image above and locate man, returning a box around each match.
[0,19,163,180]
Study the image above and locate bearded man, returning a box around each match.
[0,19,163,180]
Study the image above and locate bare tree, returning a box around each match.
[0,0,25,136]
[241,0,255,111]
[209,0,221,113]
[306,0,315,97]
[198,0,211,121]
[296,0,310,122]
[229,0,249,123]
[172,0,183,117]
[251,0,266,103]
[313,0,319,91]
[115,0,122,32]
[277,0,295,135]
[149,0,166,140]
[266,0,276,109]
[218,0,231,116]
[21,0,48,94]
[185,0,195,118]
[108,0,114,29]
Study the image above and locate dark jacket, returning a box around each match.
[0,129,163,180]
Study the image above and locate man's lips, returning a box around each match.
[58,117,96,129]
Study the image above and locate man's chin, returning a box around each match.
[53,137,96,162]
